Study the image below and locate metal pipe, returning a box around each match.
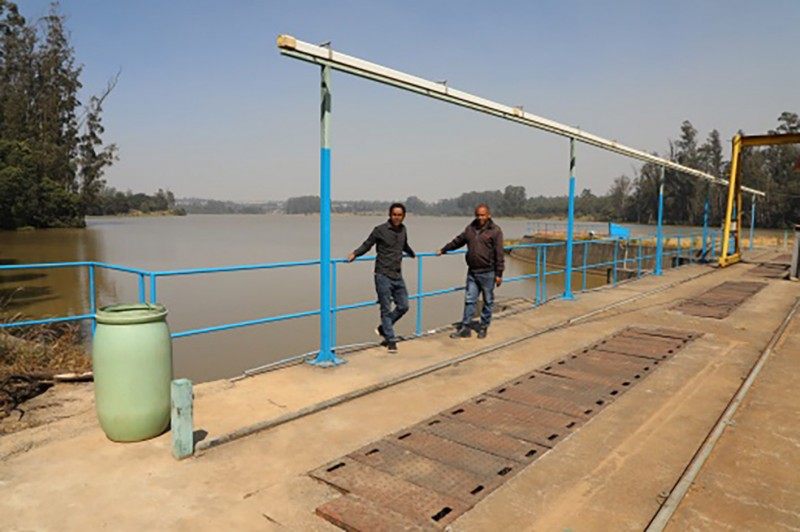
[749,196,756,250]
[310,63,343,366]
[277,36,764,196]
[655,166,665,275]
[416,255,423,335]
[646,297,800,531]
[564,138,576,300]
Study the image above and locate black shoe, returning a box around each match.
[450,327,471,339]
[477,326,488,339]
[387,341,398,353]
[375,324,386,338]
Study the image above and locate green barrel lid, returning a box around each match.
[96,303,168,325]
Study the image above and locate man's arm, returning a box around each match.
[403,238,416,259]
[348,228,377,262]
[437,231,467,255]
[494,227,505,286]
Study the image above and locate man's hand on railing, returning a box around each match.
[347,253,356,263]
[436,249,444,256]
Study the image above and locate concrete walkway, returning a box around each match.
[1,250,798,530]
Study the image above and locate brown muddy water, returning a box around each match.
[0,214,614,382]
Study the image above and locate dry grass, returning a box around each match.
[0,315,91,379]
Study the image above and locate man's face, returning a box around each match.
[475,206,490,227]
[390,207,405,226]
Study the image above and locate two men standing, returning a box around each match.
[348,202,504,353]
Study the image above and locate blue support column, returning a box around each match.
[415,256,423,335]
[749,196,756,250]
[655,166,665,275]
[563,138,576,300]
[89,264,96,336]
[311,64,343,366]
[701,197,709,262]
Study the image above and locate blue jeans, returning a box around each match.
[374,273,409,341]
[461,270,495,328]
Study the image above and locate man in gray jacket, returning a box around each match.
[438,204,504,339]
[348,203,415,353]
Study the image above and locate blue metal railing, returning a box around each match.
[0,229,724,366]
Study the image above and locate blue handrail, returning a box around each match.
[0,228,724,367]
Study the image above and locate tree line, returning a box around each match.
[285,113,799,228]
[87,187,186,216]
[0,2,117,230]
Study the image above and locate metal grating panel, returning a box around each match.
[310,458,469,527]
[418,416,547,464]
[674,281,766,319]
[311,325,701,530]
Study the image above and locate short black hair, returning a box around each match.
[389,203,406,215]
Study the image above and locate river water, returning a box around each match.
[1,214,611,382]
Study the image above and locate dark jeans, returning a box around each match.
[461,270,495,328]
[374,273,409,341]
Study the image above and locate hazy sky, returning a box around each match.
[20,1,800,202]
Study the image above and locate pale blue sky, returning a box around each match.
[20,1,800,202]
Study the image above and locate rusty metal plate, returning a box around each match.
[349,441,503,503]
[317,494,438,531]
[536,365,640,388]
[543,350,653,378]
[591,337,682,360]
[489,380,604,419]
[617,330,692,348]
[418,416,547,463]
[514,372,623,412]
[310,458,468,527]
[629,327,701,341]
[443,396,580,447]
[674,302,732,319]
[388,428,518,479]
[749,263,789,278]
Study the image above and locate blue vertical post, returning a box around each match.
[749,196,756,250]
[701,197,709,261]
[542,247,548,301]
[563,138,576,300]
[711,232,716,261]
[535,246,541,305]
[311,64,343,366]
[637,240,642,277]
[89,264,96,335]
[138,274,146,302]
[150,273,157,303]
[331,261,338,349]
[415,256,423,335]
[582,241,588,291]
[677,232,682,265]
[612,242,618,285]
[655,166,665,275]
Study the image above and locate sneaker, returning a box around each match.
[449,327,472,339]
[477,326,488,339]
[387,340,398,353]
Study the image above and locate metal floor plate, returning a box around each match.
[311,325,701,530]
[674,281,766,319]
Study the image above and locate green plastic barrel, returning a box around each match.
[92,303,172,442]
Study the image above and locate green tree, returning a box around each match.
[0,1,116,229]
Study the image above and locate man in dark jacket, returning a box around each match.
[437,204,504,339]
[348,203,415,353]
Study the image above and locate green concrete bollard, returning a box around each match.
[171,379,194,459]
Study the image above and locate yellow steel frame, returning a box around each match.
[719,133,800,267]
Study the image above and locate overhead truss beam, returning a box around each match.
[277,35,765,197]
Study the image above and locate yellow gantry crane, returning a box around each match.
[719,133,800,267]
